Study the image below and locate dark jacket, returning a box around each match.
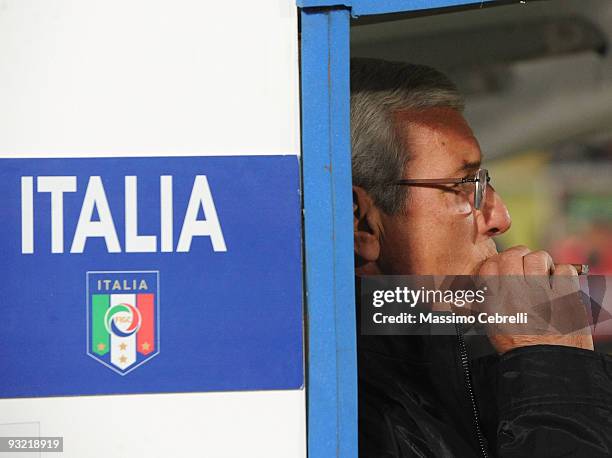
[358,332,612,457]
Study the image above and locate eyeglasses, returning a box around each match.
[394,168,490,210]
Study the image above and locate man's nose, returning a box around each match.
[481,184,511,237]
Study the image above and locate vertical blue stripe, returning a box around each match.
[301,7,358,458]
[329,10,358,458]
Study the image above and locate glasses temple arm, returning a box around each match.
[395,178,465,185]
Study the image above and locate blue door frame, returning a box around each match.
[299,2,505,457]
[301,7,356,458]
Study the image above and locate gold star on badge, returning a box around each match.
[97,343,106,351]
[119,343,127,351]
[119,355,127,364]
[141,342,151,351]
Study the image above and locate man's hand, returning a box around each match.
[477,245,594,354]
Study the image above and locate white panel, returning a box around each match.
[0,390,306,458]
[0,0,300,157]
[0,423,39,458]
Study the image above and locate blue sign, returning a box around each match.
[0,155,303,397]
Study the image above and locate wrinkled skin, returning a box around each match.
[353,107,593,353]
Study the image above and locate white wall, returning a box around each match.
[0,0,301,157]
[0,391,306,458]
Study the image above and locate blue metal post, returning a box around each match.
[301,7,358,458]
[297,0,501,16]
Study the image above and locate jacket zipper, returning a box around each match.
[456,325,489,458]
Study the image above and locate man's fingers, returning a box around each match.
[553,264,578,277]
[477,245,531,294]
[551,263,580,292]
[498,245,531,276]
[523,250,554,275]
[478,245,530,275]
[523,250,555,289]
[478,259,498,276]
[502,245,531,257]
[477,247,594,354]
[553,263,578,276]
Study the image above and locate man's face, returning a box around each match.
[375,107,512,276]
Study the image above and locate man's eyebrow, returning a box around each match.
[452,160,481,175]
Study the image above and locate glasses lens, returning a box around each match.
[474,169,488,210]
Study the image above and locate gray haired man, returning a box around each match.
[352,58,612,457]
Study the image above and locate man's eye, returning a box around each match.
[447,184,465,195]
[451,181,473,195]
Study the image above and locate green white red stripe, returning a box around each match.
[90,293,155,371]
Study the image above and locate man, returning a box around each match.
[352,58,612,457]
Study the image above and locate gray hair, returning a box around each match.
[351,58,465,214]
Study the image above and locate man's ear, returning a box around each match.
[353,186,381,265]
